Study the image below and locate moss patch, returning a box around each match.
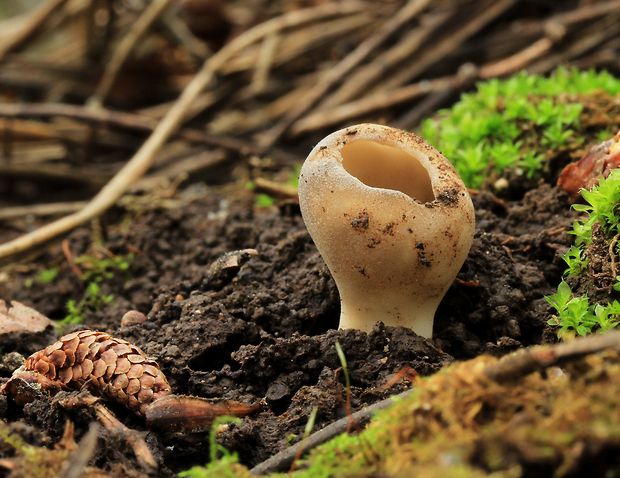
[421,68,620,188]
[185,349,620,477]
[215,349,619,478]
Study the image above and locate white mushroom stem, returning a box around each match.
[298,123,475,338]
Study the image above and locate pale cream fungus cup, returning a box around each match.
[298,123,475,338]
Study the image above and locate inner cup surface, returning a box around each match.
[341,139,435,203]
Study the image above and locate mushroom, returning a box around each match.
[298,123,475,338]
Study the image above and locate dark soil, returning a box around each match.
[0,175,577,475]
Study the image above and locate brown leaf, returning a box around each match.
[0,300,53,335]
[557,132,620,196]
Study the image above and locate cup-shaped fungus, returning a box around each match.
[298,124,475,338]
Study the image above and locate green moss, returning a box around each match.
[192,351,620,477]
[546,169,620,339]
[421,68,620,188]
[294,353,620,476]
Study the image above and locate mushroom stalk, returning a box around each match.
[298,123,475,338]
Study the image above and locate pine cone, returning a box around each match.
[23,330,171,415]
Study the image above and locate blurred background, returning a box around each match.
[0,0,618,220]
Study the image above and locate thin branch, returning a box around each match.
[318,10,450,109]
[0,102,255,154]
[484,330,620,383]
[250,32,280,95]
[553,0,620,24]
[0,202,87,221]
[258,0,430,149]
[291,75,458,135]
[478,20,566,79]
[394,65,478,129]
[250,389,415,475]
[220,13,372,76]
[0,2,365,262]
[529,16,620,74]
[253,177,298,201]
[479,38,553,79]
[94,403,157,471]
[381,0,515,91]
[159,10,210,61]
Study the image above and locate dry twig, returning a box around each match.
[0,201,87,221]
[291,75,458,134]
[0,2,368,261]
[95,403,157,471]
[380,0,515,90]
[60,423,100,478]
[484,330,620,383]
[259,0,430,148]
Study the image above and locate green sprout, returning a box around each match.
[75,253,134,283]
[570,169,620,246]
[303,407,318,440]
[55,252,134,331]
[36,267,59,284]
[335,341,353,421]
[24,266,60,288]
[546,281,620,340]
[421,68,620,188]
[56,282,114,332]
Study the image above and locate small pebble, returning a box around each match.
[266,381,290,402]
[120,310,148,327]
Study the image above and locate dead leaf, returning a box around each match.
[0,300,53,335]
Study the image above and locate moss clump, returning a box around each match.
[421,68,620,188]
[546,169,620,339]
[290,352,620,477]
[185,350,620,477]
